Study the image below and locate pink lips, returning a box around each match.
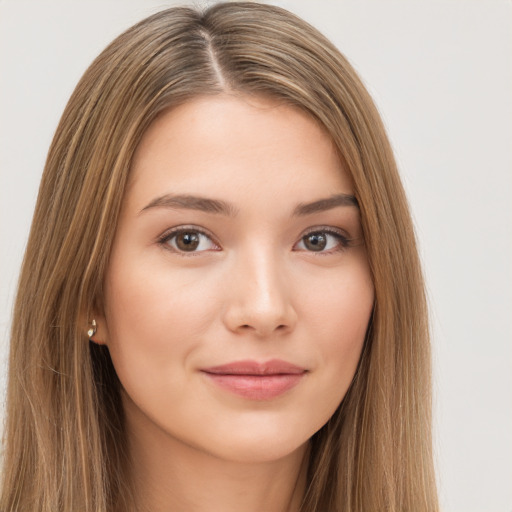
[201,359,307,400]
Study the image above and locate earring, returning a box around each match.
[87,319,97,338]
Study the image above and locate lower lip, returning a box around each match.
[202,373,305,400]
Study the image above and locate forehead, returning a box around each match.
[127,94,353,212]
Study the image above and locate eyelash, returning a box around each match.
[157,225,353,257]
[297,227,352,255]
[157,226,220,257]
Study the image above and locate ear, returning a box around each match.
[88,314,109,346]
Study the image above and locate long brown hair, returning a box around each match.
[1,3,438,511]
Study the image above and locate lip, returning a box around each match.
[201,359,307,400]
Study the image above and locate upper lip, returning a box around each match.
[201,359,306,375]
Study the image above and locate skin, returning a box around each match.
[94,94,374,512]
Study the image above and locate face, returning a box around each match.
[97,94,374,464]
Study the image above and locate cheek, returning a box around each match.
[103,256,220,385]
[301,258,374,344]
[107,252,219,330]
[299,260,374,405]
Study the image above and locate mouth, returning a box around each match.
[201,359,307,400]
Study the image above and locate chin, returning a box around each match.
[205,435,310,465]
[185,416,315,465]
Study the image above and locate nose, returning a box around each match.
[222,248,298,338]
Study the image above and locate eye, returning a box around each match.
[158,227,219,254]
[294,229,350,254]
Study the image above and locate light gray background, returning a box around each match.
[1,1,511,511]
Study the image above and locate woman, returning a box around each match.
[1,2,438,511]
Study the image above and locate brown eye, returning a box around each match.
[161,229,217,254]
[295,229,350,254]
[175,232,200,251]
[303,233,327,251]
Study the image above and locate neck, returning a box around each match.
[123,408,309,512]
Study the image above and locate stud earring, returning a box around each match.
[87,319,97,338]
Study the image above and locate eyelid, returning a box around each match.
[157,225,221,255]
[300,225,351,239]
[293,226,353,254]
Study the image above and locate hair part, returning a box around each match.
[1,3,438,511]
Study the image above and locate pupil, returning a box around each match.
[177,232,200,251]
[305,233,326,251]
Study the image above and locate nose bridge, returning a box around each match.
[223,241,297,336]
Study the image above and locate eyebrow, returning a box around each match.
[139,192,358,217]
[140,194,238,216]
[293,193,359,215]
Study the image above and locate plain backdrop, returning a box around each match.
[1,1,511,511]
